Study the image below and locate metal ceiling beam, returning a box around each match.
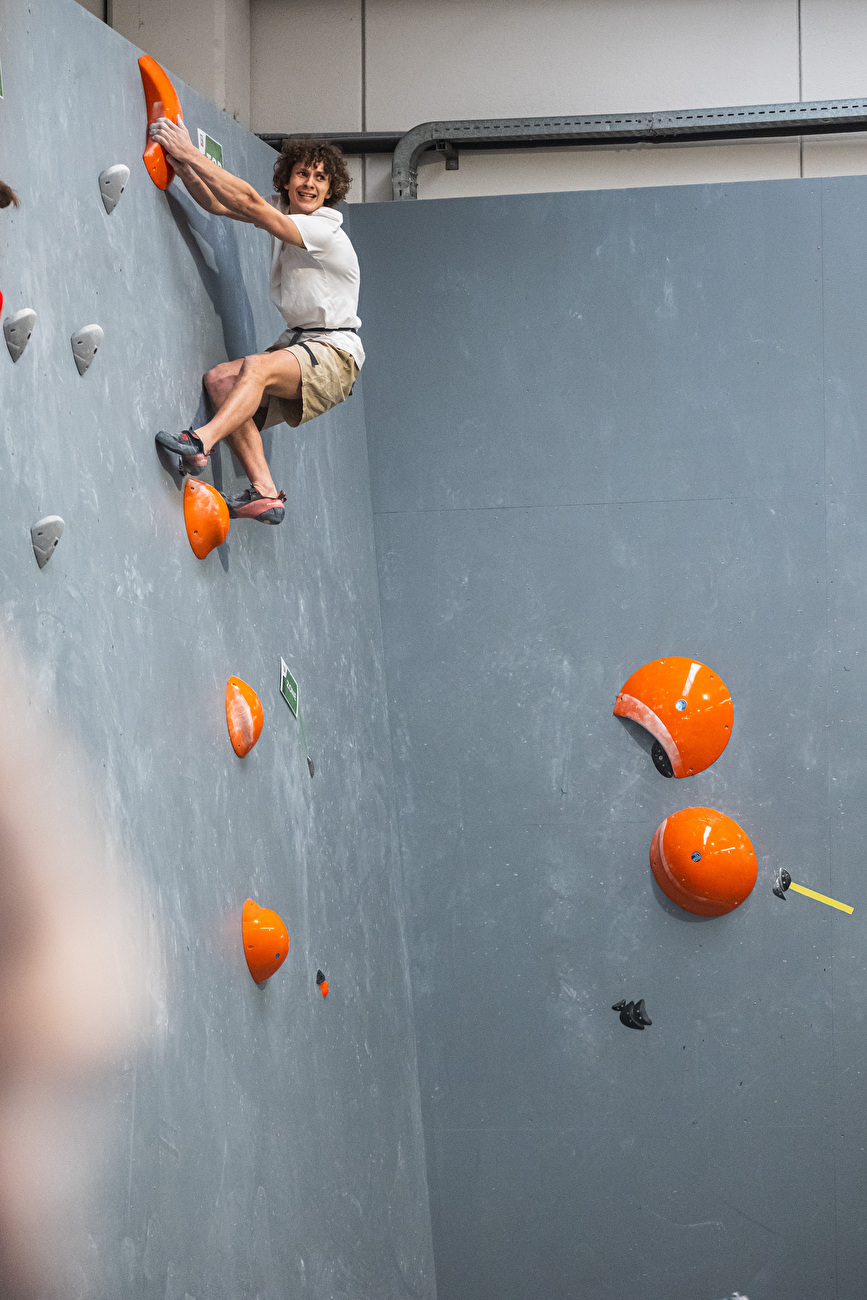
[257,95,867,200]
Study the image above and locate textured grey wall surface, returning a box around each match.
[352,178,867,1299]
[1,3,435,1298]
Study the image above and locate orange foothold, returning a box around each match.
[242,899,289,984]
[614,656,733,778]
[183,478,229,559]
[650,806,757,917]
[226,677,264,757]
[138,55,183,190]
[316,969,328,997]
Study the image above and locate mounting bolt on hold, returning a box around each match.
[4,308,36,363]
[612,998,652,1030]
[70,324,104,376]
[30,516,64,569]
[98,164,130,215]
[316,969,329,997]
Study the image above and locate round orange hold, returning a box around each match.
[614,656,733,778]
[320,981,329,998]
[183,478,229,559]
[226,678,264,757]
[242,899,289,984]
[650,806,757,917]
[139,56,183,190]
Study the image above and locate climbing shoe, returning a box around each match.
[221,486,287,525]
[155,427,209,472]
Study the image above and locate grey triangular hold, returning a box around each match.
[99,164,130,215]
[31,516,64,569]
[4,308,36,363]
[71,323,104,376]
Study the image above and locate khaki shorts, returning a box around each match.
[254,332,359,431]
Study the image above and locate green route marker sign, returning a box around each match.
[197,128,223,167]
[280,658,298,717]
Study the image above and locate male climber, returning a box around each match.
[150,117,363,525]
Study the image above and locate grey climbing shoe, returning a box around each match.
[221,486,287,525]
[155,427,209,472]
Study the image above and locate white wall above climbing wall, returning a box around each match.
[76,0,867,200]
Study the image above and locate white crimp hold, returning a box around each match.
[71,324,104,376]
[4,308,37,363]
[99,164,130,215]
[31,516,65,570]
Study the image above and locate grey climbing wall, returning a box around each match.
[352,177,867,1299]
[0,3,435,1298]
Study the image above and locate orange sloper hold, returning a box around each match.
[650,806,757,917]
[614,656,733,778]
[242,899,289,984]
[226,678,264,757]
[138,55,183,190]
[183,478,229,558]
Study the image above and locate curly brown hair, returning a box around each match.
[0,181,19,210]
[272,138,351,208]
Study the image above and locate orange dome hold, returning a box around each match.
[226,678,264,757]
[614,656,733,778]
[650,806,757,917]
[242,899,289,984]
[183,478,229,559]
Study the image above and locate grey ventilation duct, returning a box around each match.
[261,94,867,200]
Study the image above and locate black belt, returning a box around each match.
[286,326,358,366]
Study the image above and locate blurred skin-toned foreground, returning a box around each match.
[0,629,158,1298]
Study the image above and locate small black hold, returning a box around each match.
[633,998,652,1027]
[651,740,673,778]
[773,868,792,900]
[316,969,325,985]
[613,996,651,1030]
[619,1001,643,1030]
[307,756,315,777]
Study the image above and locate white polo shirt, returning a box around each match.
[265,195,364,370]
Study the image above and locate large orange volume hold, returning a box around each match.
[242,899,289,984]
[138,55,183,190]
[226,678,264,757]
[650,806,757,917]
[614,656,733,778]
[183,478,229,558]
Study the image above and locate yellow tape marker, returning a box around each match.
[789,881,854,914]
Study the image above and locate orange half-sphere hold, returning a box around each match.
[226,677,264,757]
[138,55,183,190]
[242,899,289,984]
[183,478,229,558]
[614,656,733,777]
[650,806,757,917]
